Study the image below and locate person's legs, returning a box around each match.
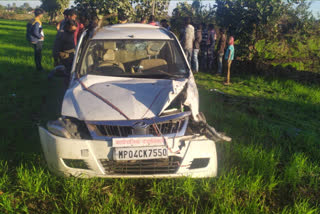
[34,41,43,71]
[207,49,212,70]
[192,49,199,72]
[200,47,207,70]
[217,53,223,74]
[62,55,74,89]
[208,46,215,71]
[185,49,192,67]
[226,60,232,84]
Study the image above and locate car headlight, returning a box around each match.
[47,117,91,139]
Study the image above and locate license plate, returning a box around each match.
[113,146,168,161]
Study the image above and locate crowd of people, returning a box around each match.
[27,9,235,85]
[179,17,235,85]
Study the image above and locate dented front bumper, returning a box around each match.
[39,127,218,178]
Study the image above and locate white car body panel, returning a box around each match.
[39,127,217,178]
[62,75,190,121]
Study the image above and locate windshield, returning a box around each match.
[78,40,189,79]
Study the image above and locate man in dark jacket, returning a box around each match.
[217,28,227,74]
[200,23,208,70]
[53,20,78,86]
[56,9,69,32]
[28,8,44,72]
[207,24,216,70]
[192,24,202,73]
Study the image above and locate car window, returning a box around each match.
[78,40,189,79]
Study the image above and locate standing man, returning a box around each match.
[140,17,147,24]
[118,13,128,24]
[53,20,78,87]
[148,15,157,26]
[192,24,202,73]
[56,9,69,31]
[207,24,216,70]
[180,17,194,66]
[200,23,208,70]
[28,8,45,72]
[67,9,83,46]
[53,9,83,66]
[224,36,235,85]
[160,19,170,30]
[217,28,226,75]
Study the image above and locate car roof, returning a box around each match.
[92,24,173,40]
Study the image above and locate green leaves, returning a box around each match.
[40,0,69,22]
[74,0,169,24]
[215,0,316,60]
[134,0,169,19]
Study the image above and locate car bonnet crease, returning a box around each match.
[61,75,189,121]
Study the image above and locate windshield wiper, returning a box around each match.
[146,73,186,79]
[87,71,187,79]
[140,70,187,79]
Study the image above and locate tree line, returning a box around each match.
[37,0,320,72]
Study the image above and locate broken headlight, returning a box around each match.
[47,117,91,139]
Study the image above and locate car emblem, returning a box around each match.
[133,121,148,128]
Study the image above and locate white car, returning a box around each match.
[39,24,230,178]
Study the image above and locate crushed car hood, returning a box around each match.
[61,75,194,121]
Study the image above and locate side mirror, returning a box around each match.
[48,65,67,79]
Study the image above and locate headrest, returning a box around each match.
[104,42,116,50]
[103,49,115,61]
[139,59,167,71]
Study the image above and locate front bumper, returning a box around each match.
[38,127,218,178]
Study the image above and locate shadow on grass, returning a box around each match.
[0,62,65,161]
[231,60,320,86]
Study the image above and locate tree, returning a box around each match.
[74,0,169,24]
[215,0,290,58]
[74,0,135,24]
[41,0,69,22]
[215,0,316,59]
[22,3,31,9]
[134,0,169,20]
[170,0,215,36]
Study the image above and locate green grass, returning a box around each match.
[0,19,320,213]
[255,38,320,72]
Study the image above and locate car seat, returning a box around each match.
[138,59,168,73]
[97,41,125,73]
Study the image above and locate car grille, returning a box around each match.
[96,125,133,137]
[148,120,184,136]
[94,119,186,137]
[100,156,182,175]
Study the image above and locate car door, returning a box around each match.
[69,30,87,85]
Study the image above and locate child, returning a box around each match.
[224,36,234,85]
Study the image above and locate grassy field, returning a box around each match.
[0,19,320,213]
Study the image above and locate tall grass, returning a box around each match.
[0,19,319,213]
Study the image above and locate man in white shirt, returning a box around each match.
[180,17,195,66]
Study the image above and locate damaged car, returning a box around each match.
[39,24,231,178]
